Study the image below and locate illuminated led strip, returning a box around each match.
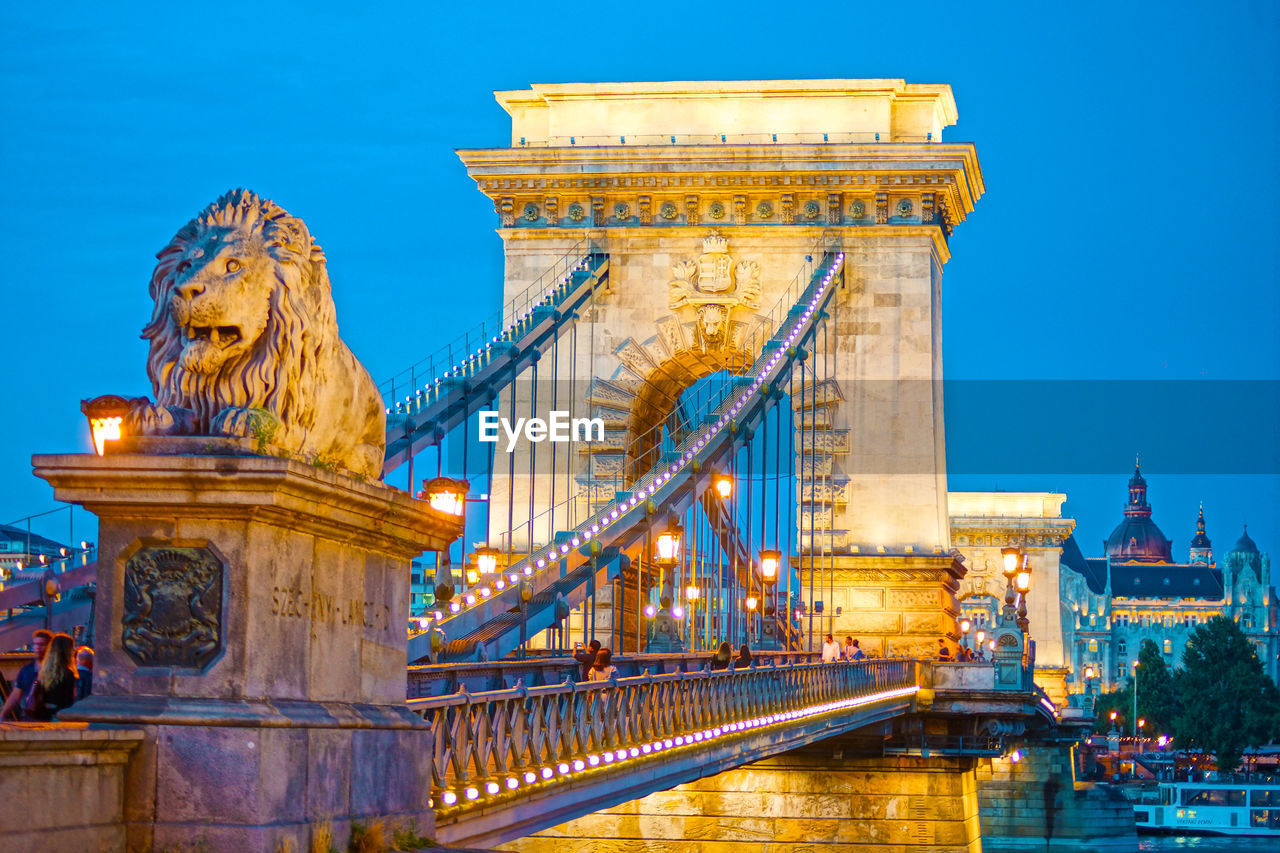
[1039,697,1058,716]
[424,253,845,631]
[432,674,909,811]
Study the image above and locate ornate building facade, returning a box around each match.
[952,465,1279,711]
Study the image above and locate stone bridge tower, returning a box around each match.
[460,81,984,655]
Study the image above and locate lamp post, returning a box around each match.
[760,549,780,648]
[420,477,468,611]
[685,583,701,649]
[654,515,682,599]
[976,628,986,658]
[1132,659,1140,737]
[960,617,972,653]
[1083,664,1096,715]
[744,595,758,644]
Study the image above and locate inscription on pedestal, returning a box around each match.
[122,546,223,669]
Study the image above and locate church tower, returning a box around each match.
[1189,504,1213,565]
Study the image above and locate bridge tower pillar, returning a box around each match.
[460,81,984,646]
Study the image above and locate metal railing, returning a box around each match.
[409,657,918,807]
[516,132,939,147]
[380,240,602,411]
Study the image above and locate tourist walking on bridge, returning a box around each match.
[0,629,50,721]
[822,634,841,662]
[844,637,865,661]
[587,648,617,682]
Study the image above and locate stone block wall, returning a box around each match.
[506,752,981,852]
[0,724,143,853]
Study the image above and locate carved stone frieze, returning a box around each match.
[638,195,652,224]
[499,196,515,227]
[827,192,842,225]
[875,192,889,224]
[591,196,605,227]
[732,195,747,225]
[780,193,795,224]
[921,192,935,224]
[122,545,223,669]
[545,196,559,223]
[684,195,699,225]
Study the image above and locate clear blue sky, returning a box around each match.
[1,2,1276,557]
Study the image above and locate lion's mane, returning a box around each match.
[141,189,330,436]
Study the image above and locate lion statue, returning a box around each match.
[127,189,386,480]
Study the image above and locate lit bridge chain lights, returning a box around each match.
[411,656,915,811]
[418,248,845,635]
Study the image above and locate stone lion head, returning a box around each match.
[142,189,331,432]
[136,189,385,479]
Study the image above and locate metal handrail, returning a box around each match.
[410,657,918,806]
[516,132,939,147]
[380,240,601,409]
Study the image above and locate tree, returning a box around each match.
[1093,686,1130,732]
[1136,638,1180,734]
[1173,616,1280,773]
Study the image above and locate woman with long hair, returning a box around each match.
[587,648,617,682]
[24,633,78,721]
[709,641,732,671]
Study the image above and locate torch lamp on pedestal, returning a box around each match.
[81,395,139,455]
[760,549,780,648]
[420,477,469,614]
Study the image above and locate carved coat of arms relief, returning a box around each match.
[668,234,762,349]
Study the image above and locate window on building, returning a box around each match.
[1118,665,1128,681]
[1089,639,1098,653]
[1163,639,1172,654]
[1163,615,1173,628]
[1089,615,1096,627]
[1243,613,1254,630]
[1117,639,1127,656]
[1117,614,1129,627]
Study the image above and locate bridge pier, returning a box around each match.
[505,751,981,853]
[975,745,1136,851]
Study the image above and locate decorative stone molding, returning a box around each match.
[522,202,540,222]
[660,201,679,221]
[850,200,867,218]
[591,196,605,226]
[708,201,725,220]
[804,200,821,220]
[732,195,747,225]
[876,192,889,224]
[545,196,559,223]
[638,195,652,224]
[780,193,795,224]
[897,198,914,217]
[684,195,699,225]
[500,196,515,227]
[827,193,842,225]
[568,202,586,223]
[921,192,935,224]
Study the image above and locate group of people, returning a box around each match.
[0,629,95,722]
[708,642,753,670]
[573,639,618,682]
[937,638,986,661]
[821,635,866,662]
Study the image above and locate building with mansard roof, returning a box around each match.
[951,463,1278,712]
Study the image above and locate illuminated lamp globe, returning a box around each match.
[745,596,758,612]
[421,477,469,517]
[714,474,733,499]
[760,550,781,582]
[1000,546,1021,578]
[1015,570,1031,592]
[685,585,700,602]
[81,395,135,456]
[473,547,499,575]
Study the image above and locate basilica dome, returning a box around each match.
[1104,462,1173,563]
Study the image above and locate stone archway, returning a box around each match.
[585,311,762,495]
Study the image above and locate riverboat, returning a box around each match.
[1133,781,1280,836]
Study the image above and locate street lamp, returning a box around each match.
[1132,659,1140,737]
[960,617,972,652]
[1001,546,1022,579]
[1083,665,1096,715]
[655,519,683,565]
[760,550,780,582]
[473,547,499,576]
[421,477,469,518]
[745,595,758,643]
[714,473,733,499]
[685,584,700,602]
[81,395,135,455]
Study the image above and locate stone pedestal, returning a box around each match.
[798,553,964,657]
[33,445,462,853]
